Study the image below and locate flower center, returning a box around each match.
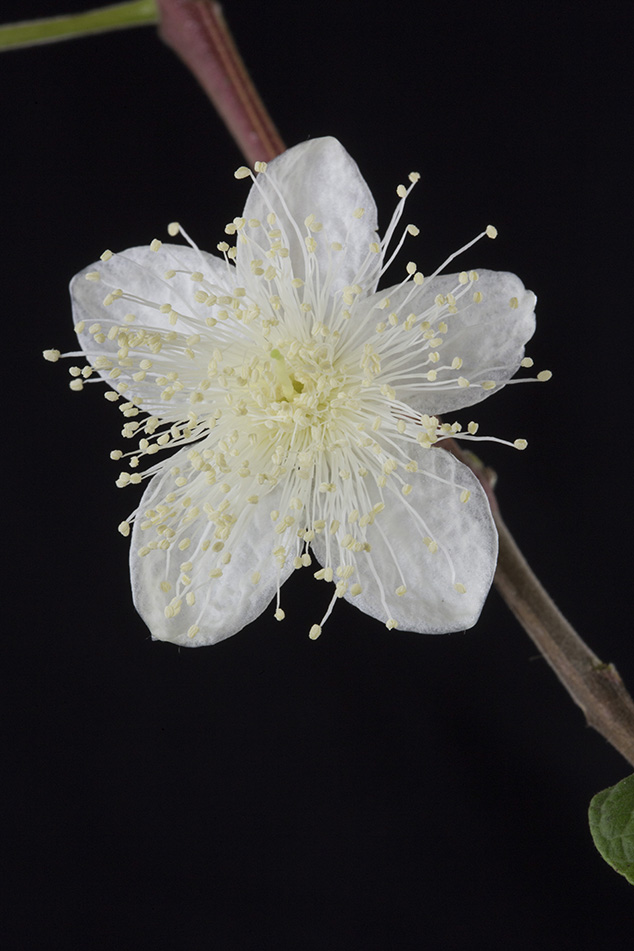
[243,338,361,457]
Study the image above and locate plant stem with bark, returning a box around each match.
[156,0,634,768]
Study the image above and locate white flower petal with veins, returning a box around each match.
[63,136,541,646]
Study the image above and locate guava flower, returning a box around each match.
[50,137,542,646]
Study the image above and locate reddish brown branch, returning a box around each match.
[445,441,634,767]
[156,2,634,766]
[156,0,285,164]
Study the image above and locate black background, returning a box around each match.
[3,1,633,948]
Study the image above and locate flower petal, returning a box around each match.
[311,445,497,633]
[70,244,240,412]
[237,137,379,295]
[129,449,294,647]
[364,269,536,415]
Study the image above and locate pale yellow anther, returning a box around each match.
[251,571,261,585]
[537,370,552,382]
[473,291,483,304]
[510,296,519,309]
[407,224,420,236]
[396,184,407,198]
[395,585,407,597]
[254,161,268,173]
[408,171,420,183]
[458,377,470,388]
[486,225,498,239]
[481,381,496,390]
[514,438,528,450]
[521,357,534,368]
[454,583,467,594]
[350,583,362,597]
[150,239,162,252]
[385,619,398,630]
[43,349,61,362]
[309,624,322,640]
[234,166,251,179]
[85,271,101,282]
[460,489,471,503]
[274,608,285,621]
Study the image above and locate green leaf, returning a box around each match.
[0,1,158,52]
[589,774,634,885]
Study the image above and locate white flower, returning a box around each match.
[61,137,539,646]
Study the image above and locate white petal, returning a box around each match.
[70,244,239,410]
[130,452,294,647]
[237,137,379,294]
[364,269,536,415]
[311,445,497,634]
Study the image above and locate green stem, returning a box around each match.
[0,1,158,51]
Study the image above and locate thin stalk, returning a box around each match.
[0,1,158,51]
[449,444,634,767]
[156,0,285,164]
[494,511,634,767]
[154,2,634,768]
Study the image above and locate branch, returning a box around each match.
[493,513,634,767]
[156,0,285,164]
[449,444,634,767]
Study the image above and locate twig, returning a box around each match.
[449,444,634,768]
[157,0,634,767]
[156,0,285,164]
